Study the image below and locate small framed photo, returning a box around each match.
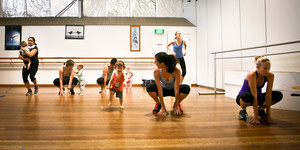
[130,25,141,52]
[5,26,22,50]
[65,25,84,39]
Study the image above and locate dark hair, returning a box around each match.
[110,58,118,65]
[28,37,37,46]
[65,59,75,67]
[155,52,176,73]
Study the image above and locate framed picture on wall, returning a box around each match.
[130,25,140,52]
[5,26,21,50]
[65,25,84,39]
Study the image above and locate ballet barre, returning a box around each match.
[199,39,300,95]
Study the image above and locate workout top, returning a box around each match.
[111,72,125,92]
[62,66,72,81]
[125,71,133,80]
[28,45,39,65]
[101,66,114,81]
[160,69,175,90]
[77,70,84,81]
[173,39,184,58]
[239,71,267,95]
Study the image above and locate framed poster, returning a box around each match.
[130,25,140,52]
[5,26,21,50]
[65,25,84,39]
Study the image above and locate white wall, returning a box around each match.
[196,0,300,89]
[183,0,197,25]
[0,25,196,85]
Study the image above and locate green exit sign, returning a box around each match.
[155,29,164,34]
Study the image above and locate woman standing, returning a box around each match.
[53,60,78,95]
[146,52,190,116]
[166,31,187,83]
[18,37,39,96]
[237,56,283,124]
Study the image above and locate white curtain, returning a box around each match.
[0,0,183,17]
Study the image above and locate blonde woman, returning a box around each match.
[236,56,283,124]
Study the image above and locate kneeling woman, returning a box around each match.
[146,52,190,116]
[237,56,283,124]
[53,60,78,95]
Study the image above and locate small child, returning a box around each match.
[19,41,31,70]
[107,61,125,109]
[125,66,133,89]
[75,63,85,96]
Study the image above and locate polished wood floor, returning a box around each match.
[0,86,299,150]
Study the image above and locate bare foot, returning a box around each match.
[78,93,83,96]
[107,102,112,107]
[120,106,125,109]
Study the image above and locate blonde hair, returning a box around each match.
[20,41,27,47]
[255,55,270,66]
[115,61,125,69]
[77,63,84,69]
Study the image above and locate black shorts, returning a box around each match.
[236,91,283,106]
[146,83,190,97]
[110,88,123,98]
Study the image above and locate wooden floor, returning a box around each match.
[0,86,300,150]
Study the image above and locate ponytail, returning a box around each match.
[155,52,176,73]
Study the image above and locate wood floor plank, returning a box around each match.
[0,86,300,149]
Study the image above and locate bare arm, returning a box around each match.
[18,53,26,61]
[166,41,175,55]
[103,66,108,88]
[58,68,64,92]
[68,69,75,89]
[173,68,182,115]
[183,40,187,56]
[22,48,37,58]
[247,72,260,124]
[265,73,274,117]
[154,69,165,108]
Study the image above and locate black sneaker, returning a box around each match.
[239,110,248,120]
[58,88,65,95]
[26,89,33,96]
[259,109,266,121]
[153,104,161,114]
[70,88,75,95]
[34,86,39,94]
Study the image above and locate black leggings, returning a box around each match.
[22,64,39,83]
[177,57,186,77]
[236,91,283,106]
[53,78,78,87]
[146,83,190,97]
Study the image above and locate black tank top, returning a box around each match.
[29,45,39,65]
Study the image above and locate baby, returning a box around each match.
[75,63,85,96]
[19,41,31,70]
[125,66,133,89]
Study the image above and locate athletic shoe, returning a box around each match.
[34,86,39,94]
[152,104,161,114]
[70,88,75,95]
[239,110,248,120]
[259,109,266,121]
[58,88,65,95]
[26,90,33,96]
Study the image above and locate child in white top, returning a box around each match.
[19,41,31,70]
[75,63,85,96]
